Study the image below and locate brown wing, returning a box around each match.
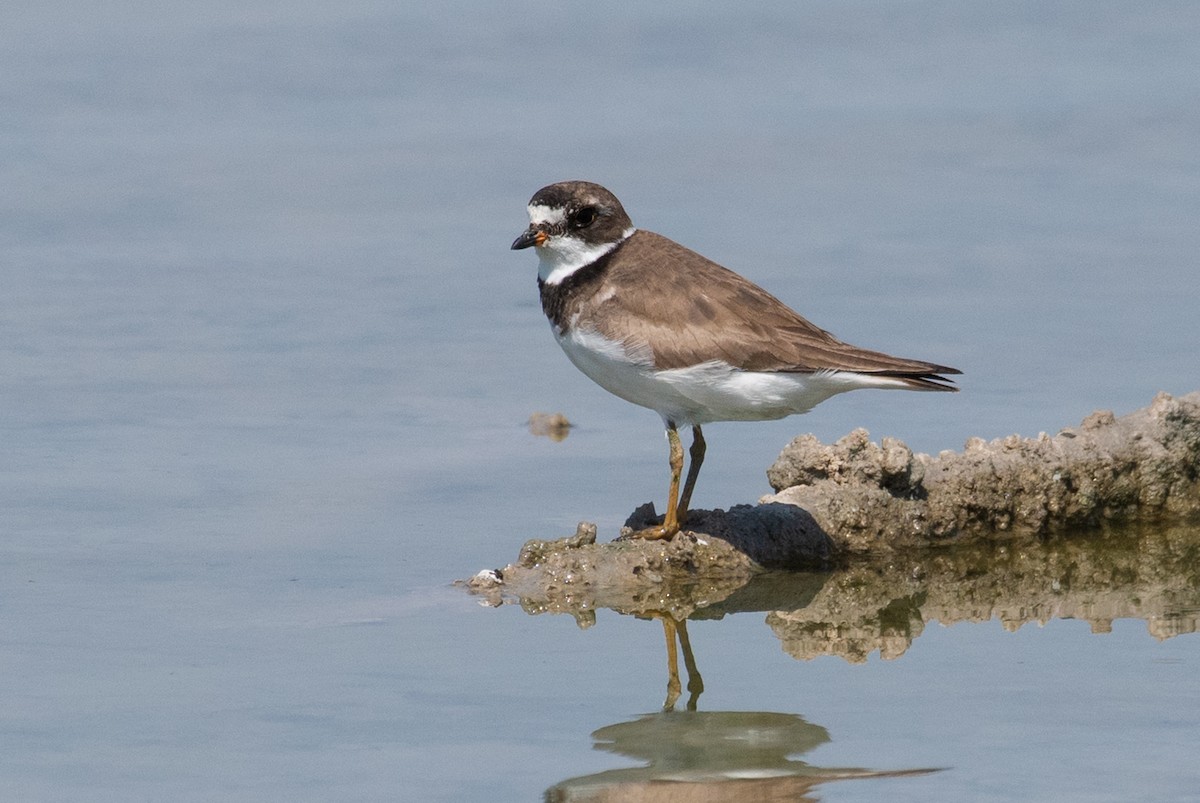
[592,231,960,389]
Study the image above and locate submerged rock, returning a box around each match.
[528,411,572,441]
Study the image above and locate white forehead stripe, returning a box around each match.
[527,204,565,226]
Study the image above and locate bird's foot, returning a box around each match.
[624,521,681,541]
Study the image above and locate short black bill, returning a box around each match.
[511,228,541,250]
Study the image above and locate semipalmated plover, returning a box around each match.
[512,181,960,539]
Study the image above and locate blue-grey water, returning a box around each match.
[3,2,1199,800]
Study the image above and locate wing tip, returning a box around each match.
[900,370,960,392]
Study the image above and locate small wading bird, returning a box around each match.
[512,181,960,540]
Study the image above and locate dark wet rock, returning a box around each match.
[622,502,834,568]
[766,391,1200,552]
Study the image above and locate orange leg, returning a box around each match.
[677,425,705,524]
[634,422,684,539]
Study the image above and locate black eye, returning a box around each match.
[572,206,598,228]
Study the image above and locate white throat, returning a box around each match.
[536,225,636,285]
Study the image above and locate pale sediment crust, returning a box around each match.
[765,390,1200,553]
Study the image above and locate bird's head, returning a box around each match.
[511,181,635,284]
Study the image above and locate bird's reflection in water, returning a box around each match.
[544,608,940,801]
[546,704,936,802]
[658,614,703,712]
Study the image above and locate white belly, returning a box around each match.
[555,326,909,427]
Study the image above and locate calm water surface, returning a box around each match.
[3,2,1199,800]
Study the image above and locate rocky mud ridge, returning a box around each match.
[466,391,1200,602]
[766,390,1200,553]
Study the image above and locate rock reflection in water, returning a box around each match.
[474,522,1200,665]
[545,710,937,803]
[771,522,1200,663]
